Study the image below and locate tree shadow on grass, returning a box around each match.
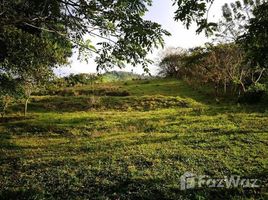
[0,116,33,124]
[0,188,43,200]
[74,167,267,199]
[3,121,72,137]
[1,171,265,200]
[0,132,23,171]
[0,128,266,200]
[0,133,19,150]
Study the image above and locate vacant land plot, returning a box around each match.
[0,79,267,199]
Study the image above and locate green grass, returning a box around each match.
[0,79,268,199]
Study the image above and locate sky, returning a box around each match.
[56,0,235,76]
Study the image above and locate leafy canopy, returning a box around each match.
[173,0,218,35]
[0,0,171,71]
[239,1,268,68]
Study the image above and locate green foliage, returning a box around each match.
[0,0,170,70]
[63,73,100,87]
[0,74,23,98]
[0,0,244,73]
[240,83,267,103]
[240,1,268,68]
[0,25,72,116]
[48,71,147,90]
[1,26,71,78]
[173,0,217,35]
[100,71,147,83]
[248,82,267,92]
[0,74,23,117]
[158,48,188,78]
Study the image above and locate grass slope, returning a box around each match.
[0,79,268,199]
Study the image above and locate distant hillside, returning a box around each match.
[101,71,149,82]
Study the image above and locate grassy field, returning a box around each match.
[0,79,267,199]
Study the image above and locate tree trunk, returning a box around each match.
[240,82,246,93]
[224,79,227,94]
[214,84,218,97]
[24,97,30,117]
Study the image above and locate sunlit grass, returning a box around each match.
[0,79,267,199]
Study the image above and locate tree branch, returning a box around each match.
[23,22,99,54]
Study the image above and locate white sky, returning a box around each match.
[57,0,235,76]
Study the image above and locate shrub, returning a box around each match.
[240,83,266,103]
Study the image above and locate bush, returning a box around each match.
[240,83,266,103]
[63,73,101,87]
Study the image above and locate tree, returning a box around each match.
[240,1,268,69]
[157,47,188,78]
[213,0,265,43]
[0,25,70,116]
